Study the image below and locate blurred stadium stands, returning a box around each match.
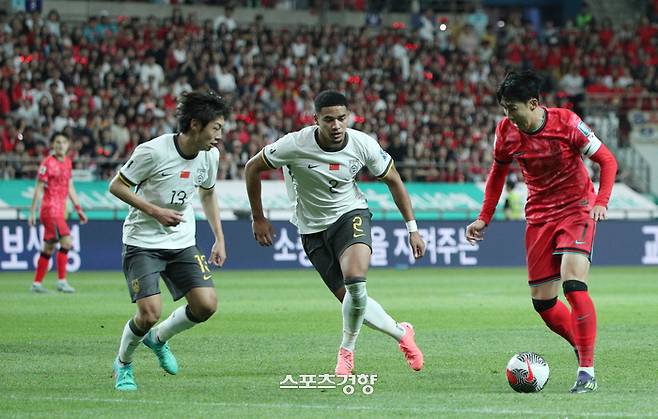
[0,0,657,197]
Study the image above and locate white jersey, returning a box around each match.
[118,133,219,249]
[263,126,392,234]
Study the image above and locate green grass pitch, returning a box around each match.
[1,267,657,418]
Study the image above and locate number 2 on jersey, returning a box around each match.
[328,179,339,194]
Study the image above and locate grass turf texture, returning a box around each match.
[1,267,657,418]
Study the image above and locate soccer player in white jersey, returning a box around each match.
[108,91,229,391]
[245,90,427,376]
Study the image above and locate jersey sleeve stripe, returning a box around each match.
[199,184,215,190]
[376,158,394,179]
[261,151,277,169]
[118,172,136,187]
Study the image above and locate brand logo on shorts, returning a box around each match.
[203,274,212,280]
[131,279,140,293]
[575,240,586,245]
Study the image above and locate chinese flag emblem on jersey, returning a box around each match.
[180,171,190,178]
[329,163,340,171]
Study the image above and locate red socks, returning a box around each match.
[534,297,575,347]
[57,248,69,280]
[34,252,51,284]
[564,281,597,368]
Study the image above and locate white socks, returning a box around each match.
[340,282,368,352]
[152,305,197,343]
[364,297,406,341]
[118,319,146,364]
[578,367,595,377]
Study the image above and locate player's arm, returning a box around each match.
[199,186,226,266]
[572,117,618,221]
[28,180,45,226]
[108,175,183,227]
[466,159,510,244]
[244,149,276,246]
[379,163,426,259]
[68,179,88,224]
[586,144,617,221]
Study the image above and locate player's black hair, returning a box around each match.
[176,90,231,133]
[314,90,348,113]
[496,71,543,104]
[49,131,68,142]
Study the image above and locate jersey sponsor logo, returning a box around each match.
[307,164,319,169]
[577,121,592,137]
[180,171,190,179]
[329,163,340,171]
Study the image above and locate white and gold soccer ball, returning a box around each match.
[505,352,550,393]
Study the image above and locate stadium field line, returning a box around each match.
[8,395,657,418]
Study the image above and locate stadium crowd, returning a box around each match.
[1,3,657,182]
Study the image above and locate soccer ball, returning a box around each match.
[505,352,550,393]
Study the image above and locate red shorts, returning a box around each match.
[41,217,70,242]
[525,211,596,287]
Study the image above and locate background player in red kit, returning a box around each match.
[28,132,87,293]
[466,71,617,393]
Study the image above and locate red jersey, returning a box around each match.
[493,108,601,225]
[37,155,72,218]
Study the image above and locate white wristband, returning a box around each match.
[405,220,418,233]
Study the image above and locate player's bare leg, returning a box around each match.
[561,254,597,393]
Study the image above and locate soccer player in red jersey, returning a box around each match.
[466,71,618,393]
[28,132,87,293]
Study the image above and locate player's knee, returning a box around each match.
[562,280,588,294]
[137,308,161,329]
[532,297,557,313]
[138,315,159,330]
[188,300,217,322]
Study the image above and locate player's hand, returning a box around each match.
[252,217,275,246]
[209,238,226,267]
[465,219,487,245]
[409,231,426,259]
[153,207,184,227]
[28,212,36,226]
[590,205,607,222]
[77,209,88,224]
